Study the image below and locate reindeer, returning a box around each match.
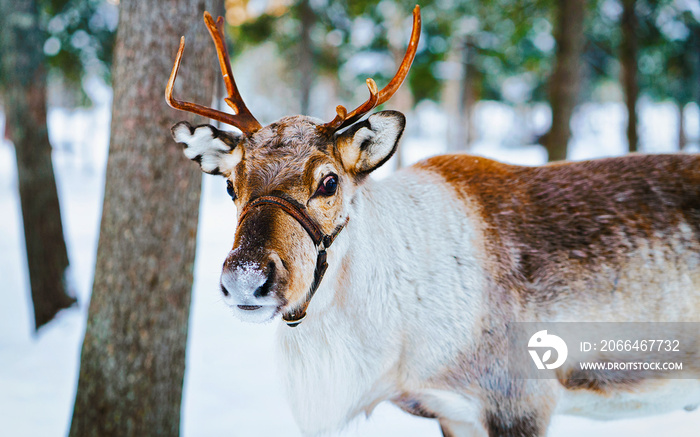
[165,7,700,437]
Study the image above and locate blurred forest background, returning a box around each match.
[221,0,700,161]
[4,0,699,329]
[5,0,698,161]
[1,0,700,436]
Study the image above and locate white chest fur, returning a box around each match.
[275,171,486,434]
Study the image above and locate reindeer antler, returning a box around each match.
[165,12,262,135]
[321,5,421,133]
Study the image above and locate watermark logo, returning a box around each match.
[509,323,693,379]
[528,330,568,370]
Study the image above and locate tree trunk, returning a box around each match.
[391,44,414,169]
[445,37,476,153]
[387,12,414,169]
[542,0,586,161]
[678,101,686,151]
[459,37,478,150]
[620,0,639,153]
[299,0,314,115]
[69,1,218,436]
[695,27,700,149]
[0,0,76,330]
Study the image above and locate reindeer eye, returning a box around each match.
[316,174,338,196]
[226,180,236,200]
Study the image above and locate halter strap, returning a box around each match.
[238,195,348,327]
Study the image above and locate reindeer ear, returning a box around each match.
[336,110,405,175]
[171,121,243,176]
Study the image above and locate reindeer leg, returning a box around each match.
[482,411,551,437]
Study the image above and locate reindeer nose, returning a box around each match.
[253,260,276,298]
[220,283,230,296]
[220,250,287,304]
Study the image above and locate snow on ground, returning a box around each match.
[1,83,699,436]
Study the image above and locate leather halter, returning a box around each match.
[238,195,348,327]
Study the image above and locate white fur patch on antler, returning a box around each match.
[171,122,243,176]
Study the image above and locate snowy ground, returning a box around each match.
[1,81,699,436]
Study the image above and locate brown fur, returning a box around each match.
[221,114,408,311]
[223,117,347,307]
[412,153,700,433]
[414,154,700,305]
[556,342,700,395]
[232,117,345,227]
[557,365,648,394]
[235,118,334,203]
[483,411,546,437]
